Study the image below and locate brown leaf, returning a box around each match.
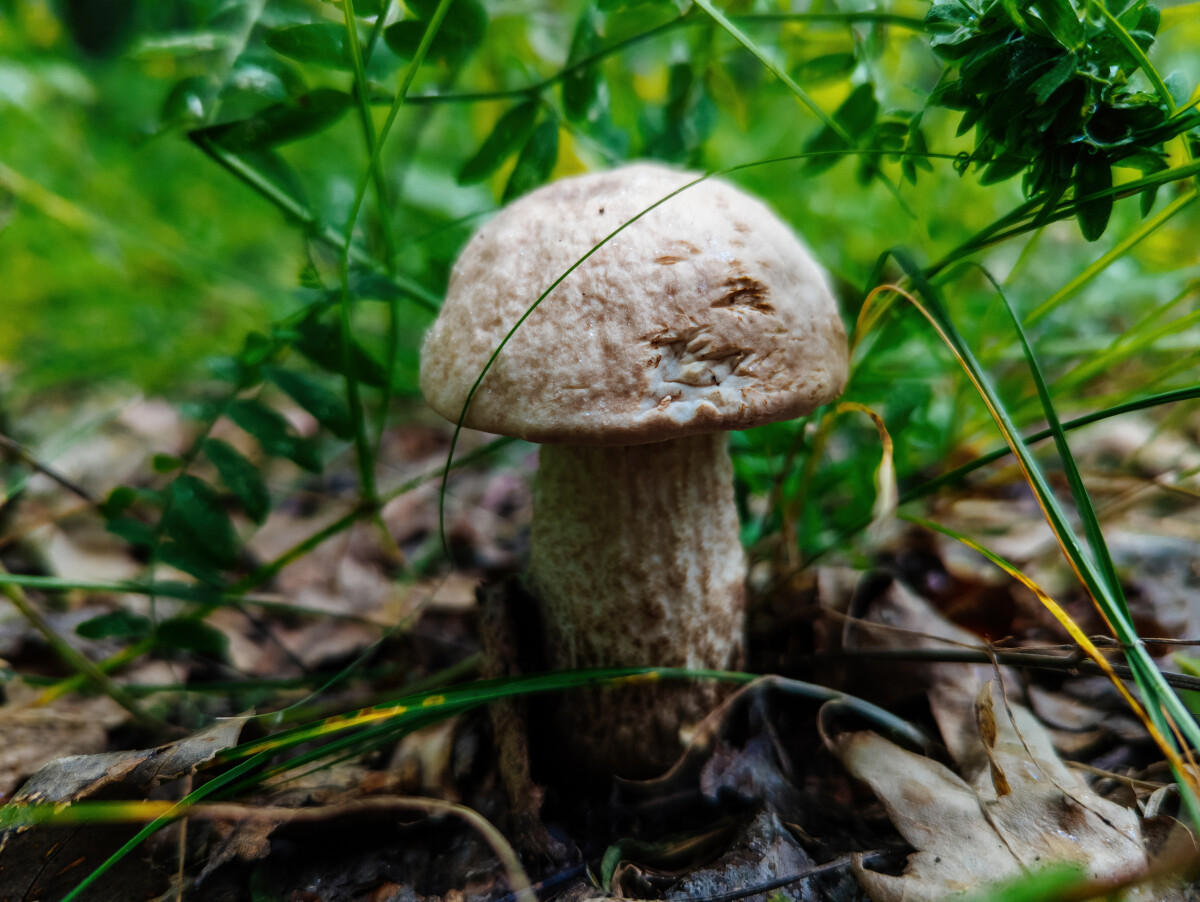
[833,685,1149,902]
[0,717,248,901]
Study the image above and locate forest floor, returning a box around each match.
[1,389,1199,901]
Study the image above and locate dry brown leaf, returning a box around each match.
[827,581,1163,900]
[833,683,1149,901]
[0,717,248,900]
[0,679,127,799]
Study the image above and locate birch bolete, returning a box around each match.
[420,164,848,775]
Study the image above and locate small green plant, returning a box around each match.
[926,0,1200,238]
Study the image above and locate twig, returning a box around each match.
[0,564,165,729]
[0,432,97,506]
[686,851,888,902]
[814,647,1200,692]
[8,797,535,902]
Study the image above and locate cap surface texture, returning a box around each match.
[420,163,848,445]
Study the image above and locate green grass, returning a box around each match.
[2,0,1199,894]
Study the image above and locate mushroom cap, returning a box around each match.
[420,163,849,445]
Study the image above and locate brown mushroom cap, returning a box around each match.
[420,163,848,445]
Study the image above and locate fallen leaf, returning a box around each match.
[0,680,126,799]
[0,717,247,901]
[832,683,1149,902]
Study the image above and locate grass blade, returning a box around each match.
[879,250,1200,824]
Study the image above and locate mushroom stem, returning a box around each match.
[529,431,746,775]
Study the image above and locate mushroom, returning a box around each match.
[420,163,848,775]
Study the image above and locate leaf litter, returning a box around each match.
[2,393,1200,900]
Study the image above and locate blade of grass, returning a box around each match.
[906,385,1200,499]
[689,0,849,142]
[10,797,536,902]
[57,749,272,902]
[335,0,454,516]
[903,514,1154,726]
[833,402,897,537]
[1058,306,1200,395]
[23,668,922,898]
[805,384,1200,565]
[972,268,1125,605]
[930,158,1200,276]
[691,0,916,220]
[1024,191,1196,325]
[881,251,1200,824]
[0,567,163,729]
[218,667,925,764]
[341,0,399,274]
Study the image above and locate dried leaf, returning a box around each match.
[0,718,248,901]
[832,686,1149,902]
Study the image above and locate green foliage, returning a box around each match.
[156,616,229,658]
[926,0,1200,238]
[266,23,359,71]
[502,119,561,202]
[194,90,354,153]
[384,0,488,65]
[204,438,271,524]
[4,0,1200,870]
[76,610,153,641]
[458,101,539,185]
[266,367,354,440]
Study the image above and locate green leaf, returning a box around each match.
[100,486,137,519]
[906,119,935,171]
[383,0,487,65]
[981,154,1027,184]
[292,313,390,388]
[562,7,602,122]
[159,542,226,585]
[1030,0,1083,48]
[1074,151,1114,241]
[204,438,270,524]
[192,90,352,153]
[222,55,308,109]
[321,0,382,15]
[152,454,184,474]
[1115,148,1169,172]
[1139,183,1159,216]
[1030,54,1075,104]
[502,119,559,203]
[299,262,324,289]
[836,83,879,138]
[458,101,539,185]
[157,617,229,658]
[160,76,216,130]
[106,516,156,549]
[227,399,323,473]
[794,52,857,84]
[1134,2,1161,37]
[1165,70,1189,106]
[240,331,276,368]
[266,367,355,439]
[265,24,356,70]
[164,475,240,570]
[803,83,878,174]
[997,0,1034,34]
[77,611,153,641]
